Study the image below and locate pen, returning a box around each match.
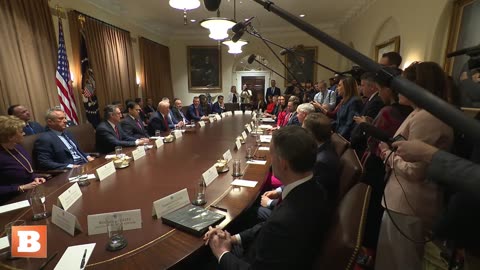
[39,251,58,270]
[210,205,227,212]
[80,249,87,269]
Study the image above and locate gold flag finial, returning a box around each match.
[78,14,86,30]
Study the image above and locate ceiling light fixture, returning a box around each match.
[200,18,236,40]
[299,14,306,18]
[169,0,201,25]
[222,39,248,54]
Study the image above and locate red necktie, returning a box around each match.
[195,107,199,117]
[136,120,143,130]
[114,126,120,138]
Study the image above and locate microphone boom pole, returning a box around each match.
[251,0,480,140]
[249,55,288,81]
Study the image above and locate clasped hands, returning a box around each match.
[203,226,236,259]
[260,189,281,207]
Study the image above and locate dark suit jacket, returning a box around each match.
[147,112,173,135]
[286,112,300,126]
[186,104,204,121]
[314,140,340,200]
[144,105,156,116]
[120,116,148,139]
[212,102,225,114]
[361,92,384,119]
[95,121,136,154]
[171,107,187,124]
[219,179,331,270]
[335,96,363,140]
[23,121,44,136]
[34,129,88,170]
[266,87,281,99]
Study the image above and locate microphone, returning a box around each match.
[279,47,294,56]
[203,0,222,11]
[232,17,254,33]
[279,44,305,56]
[247,54,256,64]
[232,30,244,43]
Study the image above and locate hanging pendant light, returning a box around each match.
[169,0,201,25]
[200,17,235,40]
[222,39,248,54]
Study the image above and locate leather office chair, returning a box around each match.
[331,133,349,157]
[66,123,97,154]
[313,183,371,270]
[20,134,62,177]
[337,148,363,201]
[224,103,240,112]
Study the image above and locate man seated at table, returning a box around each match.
[171,98,188,125]
[34,107,94,170]
[212,95,226,114]
[148,101,175,135]
[258,113,339,221]
[120,101,149,139]
[7,104,44,135]
[204,126,332,270]
[96,105,149,154]
[186,96,208,122]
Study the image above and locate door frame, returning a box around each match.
[235,71,271,97]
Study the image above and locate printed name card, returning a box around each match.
[260,135,273,143]
[234,110,243,115]
[223,149,233,162]
[96,161,116,181]
[215,114,222,121]
[174,130,182,138]
[151,188,190,218]
[0,200,30,215]
[221,112,226,117]
[244,110,252,115]
[155,138,164,148]
[241,131,247,140]
[132,147,146,161]
[87,209,142,235]
[52,205,82,236]
[246,125,252,133]
[226,111,232,116]
[209,117,215,123]
[235,139,242,150]
[198,121,206,127]
[0,236,9,250]
[57,183,82,211]
[202,165,219,186]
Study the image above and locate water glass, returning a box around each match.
[246,147,253,159]
[192,179,207,206]
[29,188,48,221]
[155,130,161,137]
[115,146,122,157]
[106,214,127,251]
[232,159,242,177]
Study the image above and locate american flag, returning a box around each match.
[56,18,79,124]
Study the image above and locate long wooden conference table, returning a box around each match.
[0,114,271,269]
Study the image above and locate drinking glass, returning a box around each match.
[192,179,207,206]
[115,146,122,158]
[232,159,242,177]
[246,147,253,159]
[29,188,49,221]
[155,130,161,137]
[106,214,127,251]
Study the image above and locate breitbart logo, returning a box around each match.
[11,225,47,258]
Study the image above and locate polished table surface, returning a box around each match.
[0,115,272,270]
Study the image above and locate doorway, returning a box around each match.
[242,76,265,102]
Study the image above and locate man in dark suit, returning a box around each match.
[8,104,44,135]
[204,126,332,270]
[148,101,175,135]
[171,98,188,125]
[265,80,281,101]
[96,105,149,154]
[212,95,226,114]
[134,97,148,124]
[34,108,94,170]
[186,96,208,122]
[143,98,156,118]
[120,101,149,139]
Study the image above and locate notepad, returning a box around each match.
[0,200,30,214]
[55,243,96,270]
[231,179,258,188]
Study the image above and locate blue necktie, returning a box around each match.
[63,133,88,163]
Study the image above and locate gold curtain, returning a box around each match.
[139,37,173,105]
[68,11,136,113]
[0,0,58,123]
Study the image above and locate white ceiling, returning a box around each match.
[84,0,377,38]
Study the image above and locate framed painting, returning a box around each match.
[187,46,222,92]
[284,46,317,84]
[375,36,401,62]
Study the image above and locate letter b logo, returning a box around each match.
[11,225,47,258]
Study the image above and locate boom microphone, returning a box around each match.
[279,44,305,55]
[203,0,222,11]
[232,17,254,33]
[447,44,480,58]
[247,54,256,64]
[232,30,244,43]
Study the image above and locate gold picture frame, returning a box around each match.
[284,46,317,84]
[187,46,222,92]
[375,36,401,62]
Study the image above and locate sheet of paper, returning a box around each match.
[152,188,190,218]
[150,136,164,140]
[87,209,142,235]
[54,243,96,270]
[258,146,270,151]
[260,135,272,143]
[0,236,9,250]
[0,200,30,214]
[246,160,267,165]
[68,174,96,182]
[96,161,116,181]
[259,124,273,129]
[231,179,258,188]
[132,147,146,161]
[104,154,116,159]
[52,205,82,236]
[57,183,82,211]
[174,130,182,138]
[261,118,275,123]
[223,149,232,162]
[202,165,219,186]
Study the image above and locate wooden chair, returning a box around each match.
[313,183,372,270]
[337,148,363,201]
[331,133,350,157]
[224,103,240,112]
[20,134,64,177]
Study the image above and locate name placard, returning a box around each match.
[96,161,116,181]
[87,209,142,235]
[215,114,222,121]
[226,111,232,116]
[132,147,146,161]
[235,139,242,150]
[241,131,247,140]
[57,183,82,211]
[234,110,243,115]
[260,135,273,143]
[174,130,182,138]
[223,149,232,162]
[198,121,206,127]
[52,205,82,236]
[202,165,219,186]
[155,138,164,148]
[0,236,9,250]
[151,188,190,219]
[209,117,215,123]
[246,125,252,133]
[221,112,226,118]
[244,110,252,115]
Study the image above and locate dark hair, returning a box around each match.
[134,98,142,103]
[104,105,118,120]
[7,105,20,115]
[218,95,224,99]
[111,101,121,106]
[124,99,132,107]
[403,61,450,102]
[374,68,403,88]
[303,113,332,143]
[272,126,317,173]
[381,52,402,68]
[360,72,376,83]
[126,101,137,110]
[339,76,359,102]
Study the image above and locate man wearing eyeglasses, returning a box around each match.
[120,101,149,139]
